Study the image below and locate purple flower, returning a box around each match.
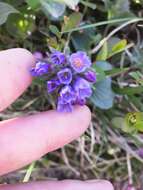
[47,79,60,93]
[57,98,73,112]
[74,77,92,100]
[59,85,76,103]
[51,50,66,65]
[84,70,96,83]
[30,50,96,112]
[33,51,43,60]
[30,61,50,76]
[57,68,72,84]
[70,51,91,73]
[74,97,86,106]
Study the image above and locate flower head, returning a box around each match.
[30,61,50,77]
[47,79,60,93]
[59,85,76,103]
[84,70,96,83]
[74,77,92,99]
[51,50,66,65]
[57,68,72,84]
[57,97,73,112]
[70,51,91,73]
[30,50,96,112]
[74,97,86,106]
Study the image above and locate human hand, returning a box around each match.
[0,48,113,190]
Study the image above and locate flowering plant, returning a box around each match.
[30,50,96,112]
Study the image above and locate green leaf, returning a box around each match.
[57,0,80,10]
[91,61,115,109]
[112,39,127,52]
[108,39,127,57]
[96,61,112,71]
[112,117,136,133]
[6,14,35,39]
[108,0,130,19]
[112,117,126,129]
[0,2,19,26]
[71,27,99,51]
[62,17,138,33]
[80,1,96,10]
[92,65,106,82]
[40,0,66,18]
[105,67,129,77]
[113,85,143,95]
[26,0,40,9]
[129,71,143,86]
[62,12,82,32]
[49,25,61,38]
[96,42,108,61]
[91,78,115,109]
[125,112,143,132]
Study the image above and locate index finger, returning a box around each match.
[0,48,34,111]
[0,180,114,190]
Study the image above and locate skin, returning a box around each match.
[0,48,114,190]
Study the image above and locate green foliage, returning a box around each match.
[58,0,80,10]
[71,27,98,51]
[96,42,108,61]
[40,0,66,18]
[26,0,81,16]
[112,112,143,134]
[26,0,40,9]
[109,39,127,57]
[91,78,115,109]
[96,38,128,60]
[105,0,133,19]
[91,61,115,109]
[6,14,35,39]
[62,12,82,32]
[0,2,19,25]
[130,71,143,86]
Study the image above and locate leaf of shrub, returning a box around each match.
[109,0,131,18]
[107,39,127,58]
[26,0,40,9]
[59,0,80,10]
[96,42,108,61]
[91,61,115,109]
[71,28,99,51]
[40,0,65,18]
[92,65,106,82]
[62,12,82,32]
[91,78,115,109]
[0,2,19,26]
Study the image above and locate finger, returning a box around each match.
[0,48,34,112]
[0,180,114,190]
[0,106,91,175]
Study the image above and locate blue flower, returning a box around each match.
[30,50,96,112]
[57,97,73,112]
[57,68,72,84]
[74,77,92,99]
[30,61,50,77]
[47,79,60,93]
[70,51,91,73]
[84,70,96,83]
[59,85,76,104]
[51,50,66,65]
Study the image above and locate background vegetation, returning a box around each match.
[0,0,143,189]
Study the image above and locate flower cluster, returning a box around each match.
[30,50,96,112]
